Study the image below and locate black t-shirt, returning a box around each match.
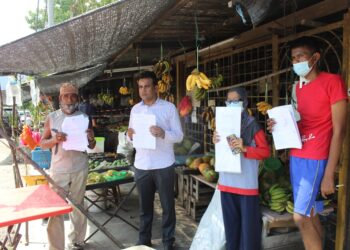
[78,101,96,128]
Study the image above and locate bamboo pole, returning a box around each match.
[335,11,349,250]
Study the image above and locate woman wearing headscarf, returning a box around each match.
[213,87,270,250]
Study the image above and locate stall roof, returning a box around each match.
[0,0,347,84]
[0,0,176,76]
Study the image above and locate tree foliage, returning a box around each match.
[26,0,119,31]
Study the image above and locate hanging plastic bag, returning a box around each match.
[5,77,22,106]
[117,131,134,162]
[190,189,226,250]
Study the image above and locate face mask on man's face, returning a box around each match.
[60,103,78,114]
[292,55,315,77]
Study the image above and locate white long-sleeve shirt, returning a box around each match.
[128,98,183,170]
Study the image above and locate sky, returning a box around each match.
[0,0,41,46]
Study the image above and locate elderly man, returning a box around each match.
[40,83,96,250]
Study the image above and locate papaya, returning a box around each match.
[198,163,210,175]
[189,158,203,169]
[201,156,211,164]
[202,168,218,182]
[185,156,195,167]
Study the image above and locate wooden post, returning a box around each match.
[335,10,350,250]
[272,35,279,107]
[175,60,186,105]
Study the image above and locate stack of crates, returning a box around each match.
[187,175,215,221]
[23,147,51,186]
[175,166,194,208]
[31,147,51,169]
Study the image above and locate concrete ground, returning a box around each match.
[0,139,197,250]
[0,138,306,250]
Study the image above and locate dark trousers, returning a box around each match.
[221,192,262,250]
[134,166,176,246]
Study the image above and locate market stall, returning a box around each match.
[1,0,350,249]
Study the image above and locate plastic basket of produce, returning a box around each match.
[31,147,51,169]
[23,175,48,186]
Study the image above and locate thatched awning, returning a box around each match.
[0,0,176,76]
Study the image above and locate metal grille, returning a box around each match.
[203,44,275,152]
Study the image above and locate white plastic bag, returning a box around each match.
[117,131,134,161]
[190,189,226,250]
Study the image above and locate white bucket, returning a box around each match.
[87,137,105,154]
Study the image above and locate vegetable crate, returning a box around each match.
[23,175,48,186]
[31,147,51,169]
[175,166,200,208]
[187,174,215,221]
[261,207,302,249]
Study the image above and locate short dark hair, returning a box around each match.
[289,36,321,54]
[135,71,157,85]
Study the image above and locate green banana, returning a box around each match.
[285,205,294,214]
[270,192,288,200]
[268,184,279,193]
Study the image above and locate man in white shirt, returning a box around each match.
[127,71,183,250]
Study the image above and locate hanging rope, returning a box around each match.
[195,14,199,69]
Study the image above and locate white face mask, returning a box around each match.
[292,55,315,77]
[225,100,243,110]
[60,103,78,114]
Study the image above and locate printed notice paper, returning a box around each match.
[267,105,302,150]
[132,114,156,149]
[61,115,89,151]
[215,107,241,173]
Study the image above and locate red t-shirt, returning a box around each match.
[290,72,347,160]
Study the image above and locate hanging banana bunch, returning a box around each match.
[256,102,272,115]
[202,107,216,131]
[119,86,129,95]
[210,118,216,131]
[186,68,212,91]
[157,80,169,94]
[162,73,172,85]
[210,74,223,88]
[193,86,206,101]
[201,107,214,123]
[163,93,175,103]
[154,60,171,78]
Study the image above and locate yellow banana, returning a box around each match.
[186,75,194,91]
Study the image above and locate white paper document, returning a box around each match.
[61,115,89,151]
[131,114,156,149]
[267,105,302,150]
[215,107,241,173]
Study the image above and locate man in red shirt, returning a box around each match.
[269,36,347,250]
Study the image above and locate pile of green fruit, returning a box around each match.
[185,153,218,182]
[174,138,194,155]
[261,183,293,213]
[87,172,106,185]
[87,170,133,185]
[88,158,130,171]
